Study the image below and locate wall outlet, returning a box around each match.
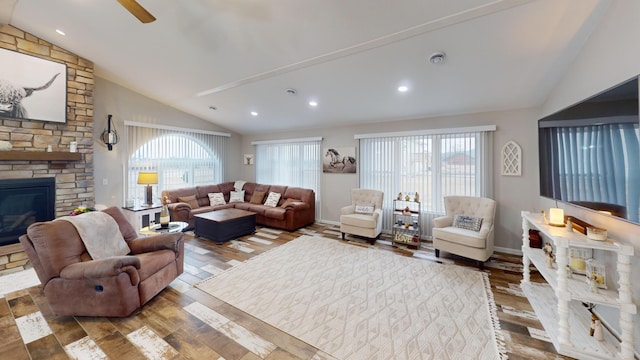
[102,178,108,185]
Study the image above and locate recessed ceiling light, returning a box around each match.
[429,51,446,64]
[397,86,409,93]
[309,101,318,107]
[55,29,66,36]
[250,111,258,116]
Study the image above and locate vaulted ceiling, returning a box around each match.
[7,0,610,134]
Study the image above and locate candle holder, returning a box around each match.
[586,227,607,241]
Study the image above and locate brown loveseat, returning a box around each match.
[161,182,315,231]
[19,206,184,317]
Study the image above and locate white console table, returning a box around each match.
[521,211,635,360]
[122,205,162,233]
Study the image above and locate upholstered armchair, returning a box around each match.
[432,196,496,268]
[340,188,384,244]
[19,206,184,317]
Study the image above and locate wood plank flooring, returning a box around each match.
[0,223,573,359]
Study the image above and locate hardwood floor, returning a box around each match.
[0,223,572,360]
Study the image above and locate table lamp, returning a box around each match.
[137,172,158,206]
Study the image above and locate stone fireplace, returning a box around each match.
[0,25,94,274]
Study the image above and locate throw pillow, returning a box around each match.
[208,192,226,206]
[354,203,375,215]
[453,215,483,232]
[263,192,281,207]
[229,190,245,203]
[280,198,302,208]
[178,195,200,209]
[250,191,266,204]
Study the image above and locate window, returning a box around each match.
[357,126,494,237]
[253,137,322,218]
[126,123,230,205]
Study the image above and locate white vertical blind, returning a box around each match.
[359,129,493,237]
[125,124,229,205]
[254,138,321,219]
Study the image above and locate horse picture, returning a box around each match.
[323,147,356,173]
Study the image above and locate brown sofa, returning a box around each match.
[161,182,315,231]
[19,206,184,317]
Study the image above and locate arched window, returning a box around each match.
[126,123,229,206]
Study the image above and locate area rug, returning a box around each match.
[196,235,506,359]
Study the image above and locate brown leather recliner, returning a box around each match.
[18,206,184,317]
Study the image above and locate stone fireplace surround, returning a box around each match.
[0,25,95,274]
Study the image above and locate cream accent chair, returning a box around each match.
[432,196,496,269]
[340,189,384,244]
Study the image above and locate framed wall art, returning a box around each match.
[323,147,356,173]
[0,48,67,123]
[501,140,522,176]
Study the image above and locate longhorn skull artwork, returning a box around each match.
[0,73,61,119]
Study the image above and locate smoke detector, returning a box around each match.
[285,88,297,96]
[429,52,446,64]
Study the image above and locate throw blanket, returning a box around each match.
[234,180,246,191]
[58,212,130,259]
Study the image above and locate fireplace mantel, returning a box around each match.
[0,151,81,161]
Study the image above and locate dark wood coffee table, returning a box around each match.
[194,209,256,244]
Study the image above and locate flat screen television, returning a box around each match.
[539,76,640,224]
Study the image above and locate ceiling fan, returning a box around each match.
[117,0,156,23]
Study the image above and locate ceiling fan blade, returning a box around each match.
[117,0,156,23]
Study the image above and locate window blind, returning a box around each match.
[125,124,229,205]
[359,129,493,237]
[254,138,321,219]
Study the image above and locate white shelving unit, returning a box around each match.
[521,211,635,360]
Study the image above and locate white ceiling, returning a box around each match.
[8,0,610,134]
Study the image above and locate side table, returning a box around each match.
[122,205,162,231]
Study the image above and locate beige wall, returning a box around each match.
[241,107,540,252]
[92,77,241,206]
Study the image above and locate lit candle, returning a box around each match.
[549,208,564,226]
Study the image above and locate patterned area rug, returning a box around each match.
[196,235,506,359]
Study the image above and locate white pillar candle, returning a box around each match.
[549,208,564,226]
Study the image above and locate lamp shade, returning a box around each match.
[137,172,158,185]
[549,208,565,226]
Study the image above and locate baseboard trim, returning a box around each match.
[319,219,340,226]
[495,246,522,256]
